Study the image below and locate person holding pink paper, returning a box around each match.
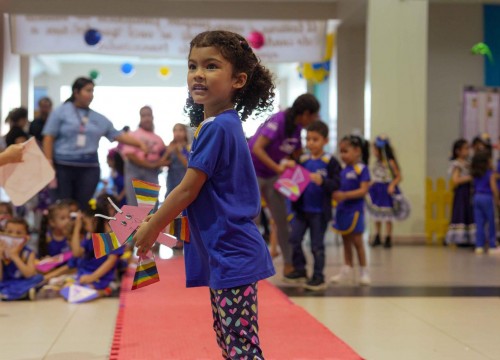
[248,93,320,277]
[285,121,341,290]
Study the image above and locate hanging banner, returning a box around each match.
[10,15,327,63]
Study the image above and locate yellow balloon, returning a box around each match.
[159,66,170,77]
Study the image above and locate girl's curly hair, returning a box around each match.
[185,30,276,127]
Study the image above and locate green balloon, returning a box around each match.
[89,70,100,80]
[471,42,494,63]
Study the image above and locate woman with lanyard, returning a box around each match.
[42,77,147,210]
[249,93,320,277]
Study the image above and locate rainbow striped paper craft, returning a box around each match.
[132,256,160,290]
[92,232,121,259]
[132,179,160,207]
[168,217,190,243]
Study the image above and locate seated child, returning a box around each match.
[0,218,44,300]
[69,205,122,297]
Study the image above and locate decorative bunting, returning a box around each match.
[92,232,121,259]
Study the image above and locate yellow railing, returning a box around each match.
[425,177,453,245]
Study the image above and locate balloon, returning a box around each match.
[89,70,100,80]
[121,63,135,76]
[247,31,265,49]
[471,42,494,63]
[84,29,102,46]
[158,66,170,78]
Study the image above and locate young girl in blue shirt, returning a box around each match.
[134,30,276,359]
[331,135,372,286]
[470,151,500,254]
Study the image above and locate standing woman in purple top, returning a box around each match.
[248,94,320,276]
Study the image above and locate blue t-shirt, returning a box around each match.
[46,231,70,257]
[185,110,276,290]
[299,154,330,213]
[1,246,33,280]
[337,163,371,213]
[42,102,121,165]
[474,170,493,195]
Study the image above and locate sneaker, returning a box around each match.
[371,234,382,247]
[303,276,327,291]
[359,272,371,286]
[330,266,353,284]
[282,270,307,283]
[475,247,485,255]
[28,287,36,301]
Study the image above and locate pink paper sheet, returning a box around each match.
[0,138,55,205]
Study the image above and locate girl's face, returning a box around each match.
[339,140,361,166]
[173,125,187,143]
[74,83,94,108]
[188,46,246,117]
[458,143,470,159]
[49,208,71,234]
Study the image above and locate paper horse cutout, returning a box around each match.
[91,179,186,290]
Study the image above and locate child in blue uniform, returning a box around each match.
[134,30,276,359]
[470,151,500,254]
[331,135,372,285]
[69,206,121,295]
[0,218,43,300]
[38,202,72,258]
[284,121,341,290]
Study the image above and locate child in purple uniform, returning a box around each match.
[134,30,276,359]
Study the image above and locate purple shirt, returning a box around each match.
[248,111,302,179]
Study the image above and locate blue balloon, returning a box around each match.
[84,29,101,46]
[121,63,134,75]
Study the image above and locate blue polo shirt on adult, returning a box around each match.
[42,102,121,166]
[185,110,276,290]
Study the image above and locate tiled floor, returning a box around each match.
[2,236,500,360]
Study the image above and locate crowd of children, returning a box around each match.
[446,134,500,254]
[0,194,129,301]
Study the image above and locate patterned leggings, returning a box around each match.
[210,282,264,360]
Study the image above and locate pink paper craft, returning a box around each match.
[273,165,311,201]
[0,137,55,206]
[35,251,72,273]
[109,205,153,244]
[156,232,178,248]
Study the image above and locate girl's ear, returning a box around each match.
[233,72,248,90]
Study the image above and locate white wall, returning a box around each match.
[427,3,483,179]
